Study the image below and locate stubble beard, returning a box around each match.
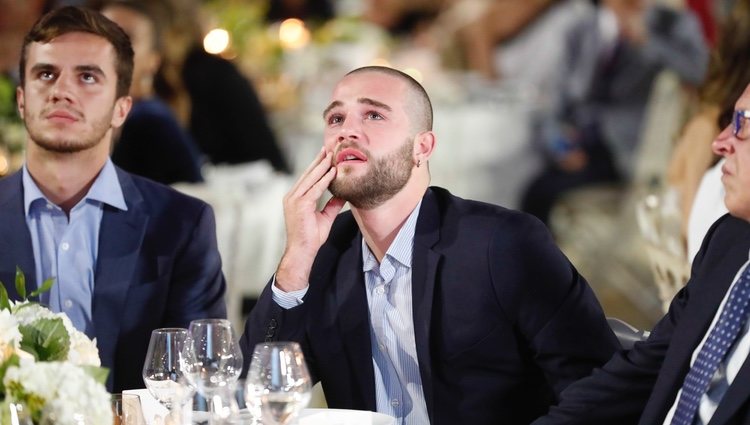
[24,109,112,154]
[329,138,414,210]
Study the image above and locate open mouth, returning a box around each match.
[336,148,367,165]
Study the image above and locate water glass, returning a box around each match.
[142,328,189,410]
[245,342,312,425]
[182,319,243,423]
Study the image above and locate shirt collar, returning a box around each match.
[23,159,128,215]
[362,200,422,272]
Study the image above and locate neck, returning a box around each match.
[25,142,110,214]
[352,170,429,262]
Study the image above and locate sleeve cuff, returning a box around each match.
[271,276,309,309]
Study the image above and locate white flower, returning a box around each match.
[68,332,101,367]
[0,309,21,362]
[4,361,112,425]
[10,301,101,366]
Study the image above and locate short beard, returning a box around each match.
[329,138,414,210]
[24,109,112,154]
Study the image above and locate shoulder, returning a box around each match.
[118,168,209,217]
[428,186,547,237]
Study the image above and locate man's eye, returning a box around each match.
[80,73,97,84]
[366,111,383,120]
[39,71,54,81]
[328,114,343,125]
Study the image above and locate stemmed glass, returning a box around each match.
[245,342,312,425]
[182,319,244,422]
[142,328,190,412]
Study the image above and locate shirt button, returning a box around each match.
[391,399,400,407]
[63,299,73,309]
[378,343,386,351]
[61,242,70,251]
[46,203,54,210]
[376,286,385,295]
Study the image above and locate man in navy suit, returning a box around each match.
[532,83,750,425]
[0,7,226,392]
[239,66,619,424]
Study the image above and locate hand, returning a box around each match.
[275,148,346,292]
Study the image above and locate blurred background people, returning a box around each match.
[154,0,292,173]
[98,0,205,185]
[520,0,709,225]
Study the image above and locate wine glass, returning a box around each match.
[182,319,244,422]
[142,328,189,410]
[111,394,146,425]
[245,342,312,425]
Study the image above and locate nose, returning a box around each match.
[712,124,735,156]
[49,73,75,103]
[336,115,362,144]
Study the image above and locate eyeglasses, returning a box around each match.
[733,109,750,140]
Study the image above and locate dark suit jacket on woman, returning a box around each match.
[0,168,227,392]
[533,214,750,425]
[240,187,619,424]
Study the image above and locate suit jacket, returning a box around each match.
[240,187,619,424]
[533,214,750,425]
[0,167,227,392]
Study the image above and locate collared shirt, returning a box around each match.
[23,160,127,337]
[361,201,428,425]
[662,250,750,425]
[272,202,429,424]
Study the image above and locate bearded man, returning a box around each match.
[239,66,619,425]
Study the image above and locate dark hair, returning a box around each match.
[19,6,134,99]
[700,0,750,128]
[346,66,434,132]
[98,0,170,53]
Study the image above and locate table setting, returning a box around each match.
[130,320,396,425]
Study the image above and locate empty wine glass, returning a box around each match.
[245,342,312,425]
[182,319,243,422]
[142,328,189,410]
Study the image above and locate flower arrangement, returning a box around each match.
[0,268,112,425]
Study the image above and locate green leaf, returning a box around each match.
[0,283,9,312]
[14,266,25,301]
[18,317,70,362]
[81,365,110,385]
[30,277,55,298]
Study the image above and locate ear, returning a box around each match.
[111,95,133,128]
[16,86,25,118]
[414,130,436,164]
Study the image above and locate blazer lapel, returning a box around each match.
[92,171,147,363]
[0,172,37,297]
[411,188,442,421]
[644,222,750,423]
[334,236,377,411]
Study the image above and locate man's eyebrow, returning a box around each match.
[358,97,391,111]
[323,100,342,118]
[29,63,57,75]
[75,65,106,78]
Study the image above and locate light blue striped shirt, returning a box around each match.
[23,160,127,337]
[272,202,429,424]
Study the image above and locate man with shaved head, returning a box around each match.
[240,66,619,424]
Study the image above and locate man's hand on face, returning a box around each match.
[275,148,346,292]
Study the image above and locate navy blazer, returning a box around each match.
[240,187,619,424]
[0,168,227,392]
[534,214,750,425]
